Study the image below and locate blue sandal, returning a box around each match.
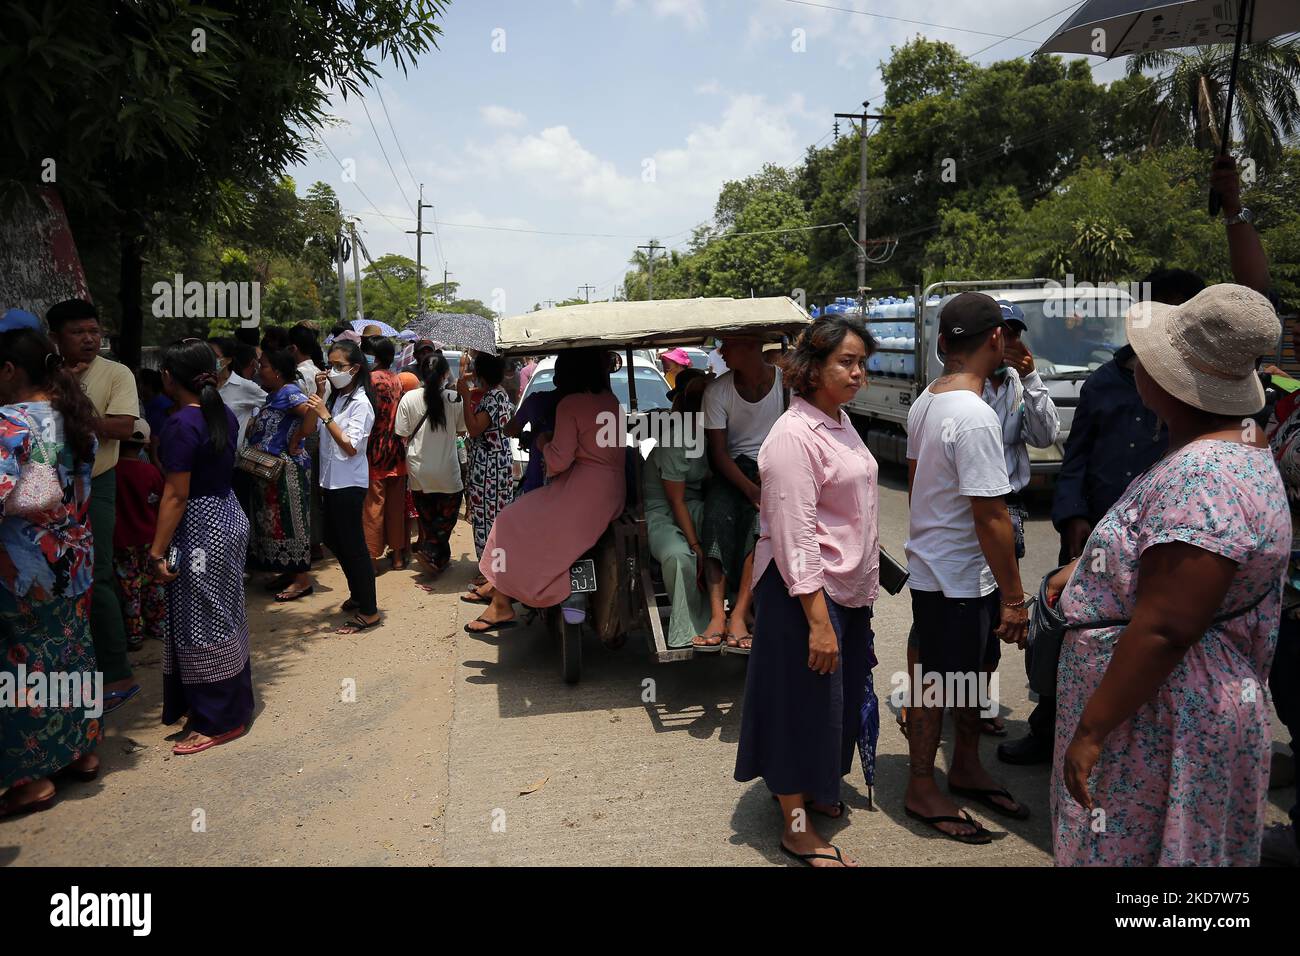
[102,685,141,716]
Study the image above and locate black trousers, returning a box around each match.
[322,485,377,616]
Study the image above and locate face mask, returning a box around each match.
[365,355,375,368]
[328,367,354,389]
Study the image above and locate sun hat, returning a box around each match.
[660,347,691,367]
[1125,283,1279,417]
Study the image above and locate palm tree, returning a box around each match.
[1127,39,1300,172]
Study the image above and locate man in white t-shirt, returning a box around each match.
[902,292,1030,843]
[698,336,785,652]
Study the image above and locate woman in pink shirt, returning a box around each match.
[734,316,879,868]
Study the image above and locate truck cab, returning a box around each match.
[844,279,1133,484]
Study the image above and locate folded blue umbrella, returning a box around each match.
[856,642,880,809]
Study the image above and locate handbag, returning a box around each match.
[1027,563,1273,696]
[878,546,910,596]
[8,410,64,517]
[236,446,285,482]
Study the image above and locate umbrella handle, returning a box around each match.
[1210,0,1253,218]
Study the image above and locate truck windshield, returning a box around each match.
[1015,296,1129,376]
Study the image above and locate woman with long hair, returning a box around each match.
[396,352,466,579]
[734,317,879,867]
[467,348,627,632]
[149,339,253,756]
[246,348,318,601]
[0,329,101,815]
[305,340,380,634]
[457,351,515,602]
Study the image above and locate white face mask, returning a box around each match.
[327,367,354,389]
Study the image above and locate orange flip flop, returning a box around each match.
[172,725,246,756]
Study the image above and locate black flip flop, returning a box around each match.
[459,590,491,605]
[779,842,850,867]
[904,806,994,844]
[275,585,314,603]
[464,617,518,635]
[949,784,1030,820]
[770,793,847,819]
[336,615,382,635]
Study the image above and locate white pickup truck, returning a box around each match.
[839,278,1134,485]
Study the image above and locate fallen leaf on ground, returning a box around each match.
[519,774,549,795]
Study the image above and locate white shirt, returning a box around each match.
[904,387,1012,598]
[396,389,465,494]
[981,368,1060,494]
[702,367,784,460]
[219,371,267,450]
[317,388,374,489]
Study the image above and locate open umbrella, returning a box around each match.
[1038,0,1300,213]
[351,318,400,337]
[407,311,497,354]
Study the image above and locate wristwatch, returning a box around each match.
[1223,207,1255,226]
[321,415,334,425]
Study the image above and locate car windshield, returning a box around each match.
[1014,295,1129,377]
[523,367,672,410]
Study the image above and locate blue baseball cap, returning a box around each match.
[995,300,1027,332]
[0,308,41,333]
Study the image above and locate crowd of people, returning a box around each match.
[0,163,1294,867]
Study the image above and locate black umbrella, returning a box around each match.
[406,311,498,355]
[1039,0,1300,213]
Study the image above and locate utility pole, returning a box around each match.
[442,266,453,305]
[542,299,555,309]
[834,101,890,293]
[335,223,347,326]
[349,220,363,323]
[578,284,595,303]
[636,240,667,300]
[405,184,434,312]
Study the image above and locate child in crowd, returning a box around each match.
[113,419,166,650]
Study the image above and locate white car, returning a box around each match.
[510,354,672,483]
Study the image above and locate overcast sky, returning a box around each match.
[291,0,1124,315]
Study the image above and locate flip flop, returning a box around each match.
[464,616,518,634]
[336,615,382,635]
[51,762,99,784]
[459,587,491,605]
[949,784,1030,820]
[723,633,752,656]
[979,718,1008,737]
[691,631,725,654]
[904,806,994,844]
[102,685,141,717]
[779,842,850,867]
[172,725,246,756]
[770,794,847,819]
[274,585,314,602]
[0,791,55,818]
[263,573,294,593]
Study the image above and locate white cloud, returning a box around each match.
[613,0,708,31]
[481,105,526,128]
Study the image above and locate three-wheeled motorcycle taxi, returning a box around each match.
[494,295,811,683]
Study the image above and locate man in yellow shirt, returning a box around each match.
[48,300,139,709]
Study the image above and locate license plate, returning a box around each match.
[569,559,597,594]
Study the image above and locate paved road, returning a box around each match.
[6,463,1293,866]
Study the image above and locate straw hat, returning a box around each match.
[1125,283,1279,416]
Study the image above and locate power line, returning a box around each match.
[374,83,446,275]
[359,95,416,216]
[781,0,1051,43]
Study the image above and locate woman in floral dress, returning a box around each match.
[246,349,317,601]
[1049,285,1289,865]
[0,329,101,815]
[456,351,514,600]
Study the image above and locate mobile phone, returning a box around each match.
[166,546,179,574]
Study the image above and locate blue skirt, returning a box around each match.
[734,564,874,806]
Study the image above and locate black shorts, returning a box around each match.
[909,588,1001,688]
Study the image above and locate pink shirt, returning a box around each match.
[753,395,879,607]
